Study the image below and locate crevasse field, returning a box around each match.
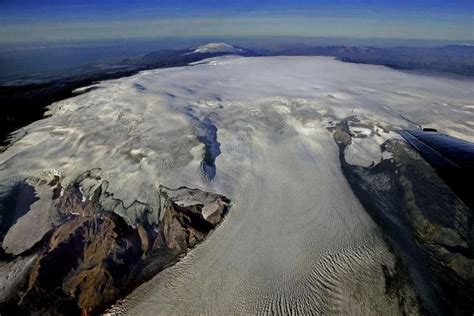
[1,56,473,314]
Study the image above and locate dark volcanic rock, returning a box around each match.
[331,118,474,315]
[0,173,230,315]
[20,212,142,315]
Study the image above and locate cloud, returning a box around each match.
[0,12,472,43]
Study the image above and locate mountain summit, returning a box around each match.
[191,42,245,54]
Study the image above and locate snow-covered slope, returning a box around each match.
[191,42,245,54]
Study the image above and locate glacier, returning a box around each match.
[1,56,473,314]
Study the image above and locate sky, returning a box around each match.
[0,0,473,44]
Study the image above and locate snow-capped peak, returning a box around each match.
[192,42,244,54]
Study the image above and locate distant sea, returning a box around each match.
[0,38,208,84]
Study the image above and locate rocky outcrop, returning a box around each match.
[330,117,474,315]
[0,171,230,315]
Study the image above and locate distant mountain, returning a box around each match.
[133,43,256,67]
[189,42,249,54]
[274,44,474,76]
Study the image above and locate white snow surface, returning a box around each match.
[1,56,473,314]
[192,42,244,54]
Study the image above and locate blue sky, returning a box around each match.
[0,0,473,43]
